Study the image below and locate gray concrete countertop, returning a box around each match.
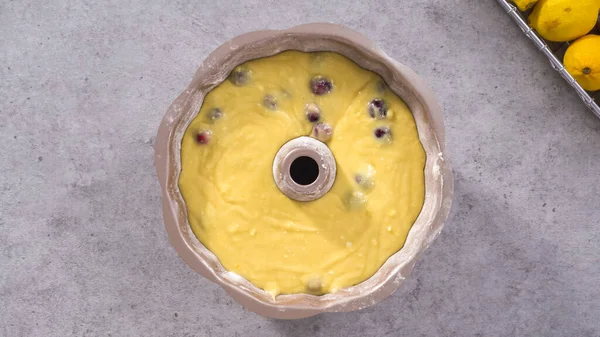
[1,1,599,336]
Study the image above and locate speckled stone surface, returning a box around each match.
[1,1,599,336]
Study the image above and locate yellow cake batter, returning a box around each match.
[179,51,426,296]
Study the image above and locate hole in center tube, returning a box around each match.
[289,156,319,186]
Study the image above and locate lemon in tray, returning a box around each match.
[513,0,538,11]
[528,0,600,42]
[564,35,600,92]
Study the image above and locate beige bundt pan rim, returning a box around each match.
[154,23,453,319]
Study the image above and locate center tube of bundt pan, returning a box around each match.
[272,136,336,202]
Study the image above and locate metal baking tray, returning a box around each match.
[496,0,600,119]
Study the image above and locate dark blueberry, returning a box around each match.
[368,99,387,119]
[310,76,333,95]
[263,95,277,110]
[307,112,320,122]
[208,108,222,121]
[228,66,250,86]
[374,126,392,143]
[374,127,388,138]
[312,123,333,142]
[195,130,212,144]
[305,103,321,122]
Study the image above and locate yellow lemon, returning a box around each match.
[529,0,600,42]
[513,0,538,11]
[564,35,600,91]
